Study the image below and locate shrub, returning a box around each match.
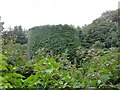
[27,24,80,60]
[0,54,25,88]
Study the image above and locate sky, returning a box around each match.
[0,0,119,30]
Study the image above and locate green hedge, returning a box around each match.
[27,24,80,59]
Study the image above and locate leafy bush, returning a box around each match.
[2,41,34,78]
[81,48,120,89]
[28,24,80,60]
[23,48,120,89]
[0,54,25,88]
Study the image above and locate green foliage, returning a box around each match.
[93,9,120,23]
[78,9,120,48]
[1,9,120,89]
[2,41,27,66]
[2,41,34,78]
[0,54,25,88]
[2,25,28,45]
[81,48,120,89]
[1,39,120,89]
[79,21,119,48]
[22,48,120,89]
[28,24,80,59]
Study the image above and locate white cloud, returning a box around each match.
[0,0,119,29]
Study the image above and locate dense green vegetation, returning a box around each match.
[28,24,80,61]
[2,25,28,45]
[0,9,120,89]
[79,21,119,48]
